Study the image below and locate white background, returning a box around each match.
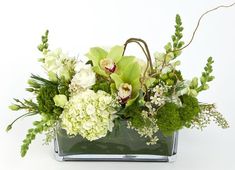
[0,0,235,170]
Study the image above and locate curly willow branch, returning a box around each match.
[177,2,235,52]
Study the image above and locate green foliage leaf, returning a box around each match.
[92,81,111,93]
[123,100,146,128]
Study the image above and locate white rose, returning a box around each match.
[69,62,96,94]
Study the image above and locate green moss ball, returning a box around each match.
[156,103,183,136]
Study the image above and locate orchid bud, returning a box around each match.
[118,83,132,104]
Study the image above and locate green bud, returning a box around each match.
[161,74,168,80]
[26,88,34,92]
[33,121,40,126]
[28,79,36,85]
[168,72,175,78]
[38,58,45,63]
[166,79,174,86]
[27,79,40,88]
[189,89,198,97]
[200,76,206,84]
[203,84,209,90]
[9,104,20,111]
[173,60,181,67]
[6,124,12,132]
[208,76,215,82]
[37,44,44,51]
[190,77,198,88]
[44,43,48,49]
[178,41,184,48]
[164,42,172,52]
[207,57,213,63]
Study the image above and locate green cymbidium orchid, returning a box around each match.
[86,45,125,77]
[110,60,141,106]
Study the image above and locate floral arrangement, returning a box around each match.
[7,14,229,157]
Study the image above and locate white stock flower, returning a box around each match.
[43,49,75,81]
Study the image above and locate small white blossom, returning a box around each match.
[149,84,167,107]
[128,110,159,145]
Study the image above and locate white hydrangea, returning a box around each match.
[60,89,117,141]
[69,61,96,95]
[43,48,75,81]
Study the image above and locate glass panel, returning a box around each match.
[54,121,178,161]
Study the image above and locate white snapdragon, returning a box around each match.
[60,89,117,141]
[69,61,96,95]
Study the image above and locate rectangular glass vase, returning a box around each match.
[54,121,178,162]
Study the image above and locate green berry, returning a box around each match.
[166,79,174,86]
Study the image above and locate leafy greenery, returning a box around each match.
[190,103,229,130]
[123,100,151,129]
[92,75,111,93]
[37,86,61,116]
[7,99,39,132]
[7,74,65,157]
[179,94,200,127]
[155,103,183,136]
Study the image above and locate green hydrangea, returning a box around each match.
[155,103,183,136]
[60,89,118,141]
